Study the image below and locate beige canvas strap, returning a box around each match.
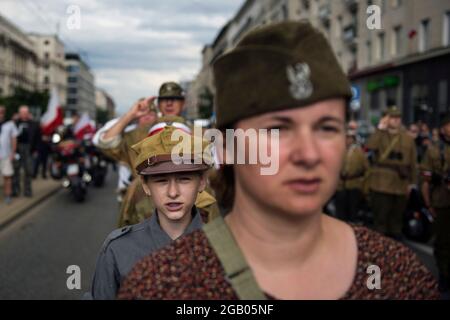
[203,216,267,300]
[379,135,400,163]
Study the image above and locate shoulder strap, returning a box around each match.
[438,141,446,168]
[203,216,267,300]
[379,134,400,163]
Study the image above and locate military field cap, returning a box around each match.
[441,113,450,127]
[158,82,185,100]
[387,106,402,117]
[213,21,352,129]
[132,126,212,176]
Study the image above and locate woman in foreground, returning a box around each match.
[117,21,438,300]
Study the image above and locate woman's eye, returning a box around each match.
[266,125,289,131]
[320,126,341,133]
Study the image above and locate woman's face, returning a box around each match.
[233,99,346,217]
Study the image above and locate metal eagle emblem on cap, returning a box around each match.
[286,63,313,100]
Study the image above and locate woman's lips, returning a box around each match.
[285,179,321,194]
[165,202,183,212]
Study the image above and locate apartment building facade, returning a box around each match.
[0,14,37,97]
[28,34,68,106]
[65,53,96,119]
[192,0,450,126]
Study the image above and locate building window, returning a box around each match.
[44,76,49,84]
[444,11,450,47]
[68,88,78,94]
[67,98,77,105]
[44,52,49,60]
[377,32,385,61]
[391,0,402,8]
[392,26,402,56]
[66,65,79,73]
[367,41,372,64]
[438,80,448,113]
[419,18,430,52]
[68,77,77,83]
[281,4,288,20]
[44,40,49,45]
[302,0,310,10]
[336,16,342,37]
[380,0,386,13]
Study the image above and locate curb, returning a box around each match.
[0,184,61,230]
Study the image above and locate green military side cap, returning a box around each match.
[213,21,352,128]
[387,106,402,117]
[131,126,212,176]
[158,82,184,100]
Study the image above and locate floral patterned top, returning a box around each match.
[117,225,439,300]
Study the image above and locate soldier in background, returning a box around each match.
[366,106,418,240]
[335,129,369,222]
[421,114,450,298]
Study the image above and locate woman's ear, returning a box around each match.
[198,172,207,193]
[140,176,152,196]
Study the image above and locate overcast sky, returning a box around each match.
[0,0,243,114]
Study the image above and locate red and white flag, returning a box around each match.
[74,112,96,140]
[41,87,63,135]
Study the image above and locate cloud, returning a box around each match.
[0,0,243,114]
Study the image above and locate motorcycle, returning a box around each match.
[83,140,108,188]
[50,133,92,202]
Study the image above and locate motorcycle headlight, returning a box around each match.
[83,173,92,183]
[52,134,62,144]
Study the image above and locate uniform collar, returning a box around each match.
[148,206,203,245]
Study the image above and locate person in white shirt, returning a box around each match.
[0,106,19,205]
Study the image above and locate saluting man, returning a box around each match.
[366,106,418,240]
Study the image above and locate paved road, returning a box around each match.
[0,168,439,299]
[0,170,119,300]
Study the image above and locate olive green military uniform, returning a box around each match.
[420,121,450,289]
[98,113,219,227]
[367,108,418,237]
[336,142,369,221]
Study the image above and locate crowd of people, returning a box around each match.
[1,21,448,300]
[0,105,47,205]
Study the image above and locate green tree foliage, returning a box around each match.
[0,88,49,120]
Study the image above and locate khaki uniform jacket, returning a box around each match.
[337,144,369,191]
[420,142,450,209]
[366,129,418,196]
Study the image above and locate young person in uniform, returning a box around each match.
[89,125,212,299]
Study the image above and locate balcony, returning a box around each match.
[318,4,331,26]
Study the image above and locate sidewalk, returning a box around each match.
[0,177,60,229]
